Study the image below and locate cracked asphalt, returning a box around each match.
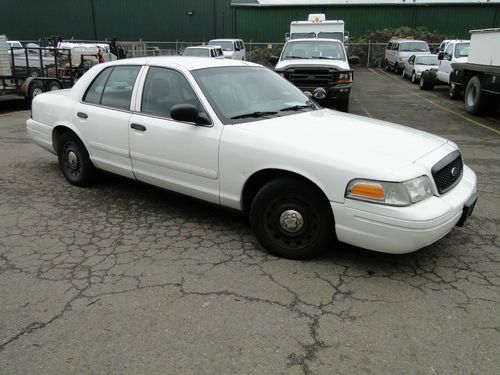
[1,68,499,374]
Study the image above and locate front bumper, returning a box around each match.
[331,165,477,254]
[297,84,351,101]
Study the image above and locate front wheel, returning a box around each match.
[420,71,435,90]
[57,132,96,186]
[465,76,490,115]
[250,178,334,259]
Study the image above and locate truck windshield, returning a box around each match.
[282,41,345,60]
[290,33,316,39]
[399,42,429,52]
[415,55,438,65]
[454,43,470,58]
[192,66,317,124]
[318,32,344,42]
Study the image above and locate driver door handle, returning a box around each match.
[131,123,147,132]
[77,112,88,119]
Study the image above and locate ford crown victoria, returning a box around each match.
[26,57,477,259]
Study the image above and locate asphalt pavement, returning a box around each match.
[0,69,499,374]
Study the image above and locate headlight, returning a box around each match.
[345,176,433,206]
[338,72,352,83]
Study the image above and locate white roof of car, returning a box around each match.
[287,38,343,43]
[105,56,258,70]
[209,39,242,42]
[185,45,221,50]
[388,39,427,43]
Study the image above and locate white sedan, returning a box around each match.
[402,54,439,83]
[26,57,477,259]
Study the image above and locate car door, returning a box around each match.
[406,55,415,75]
[437,43,453,83]
[128,66,223,204]
[74,65,142,178]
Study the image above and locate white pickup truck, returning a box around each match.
[419,39,470,96]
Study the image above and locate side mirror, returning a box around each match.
[303,91,313,99]
[269,55,279,65]
[234,46,241,51]
[348,56,360,65]
[438,52,445,60]
[171,104,210,125]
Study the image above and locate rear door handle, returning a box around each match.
[130,123,147,131]
[77,112,88,119]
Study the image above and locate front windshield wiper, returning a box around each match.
[230,111,278,120]
[279,103,316,112]
[285,55,310,59]
[311,56,337,60]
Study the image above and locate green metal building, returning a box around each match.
[1,0,499,42]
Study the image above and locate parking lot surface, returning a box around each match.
[0,69,499,374]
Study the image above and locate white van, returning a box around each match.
[385,39,430,73]
[208,39,245,60]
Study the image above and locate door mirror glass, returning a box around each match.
[171,104,210,125]
[438,52,445,60]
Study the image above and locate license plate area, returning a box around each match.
[456,193,478,227]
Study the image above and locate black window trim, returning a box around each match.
[81,64,142,113]
[137,65,214,127]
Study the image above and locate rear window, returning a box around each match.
[399,42,429,52]
[454,43,470,58]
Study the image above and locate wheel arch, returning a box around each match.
[52,124,90,156]
[241,168,333,216]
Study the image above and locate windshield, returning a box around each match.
[192,66,317,124]
[454,43,470,58]
[183,48,209,57]
[282,40,345,60]
[415,55,438,65]
[290,32,316,39]
[399,42,429,52]
[318,32,344,42]
[209,41,233,51]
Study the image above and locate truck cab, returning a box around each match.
[436,40,470,84]
[271,38,356,112]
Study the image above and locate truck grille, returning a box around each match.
[287,69,337,87]
[431,150,463,194]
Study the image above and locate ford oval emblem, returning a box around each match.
[451,167,460,177]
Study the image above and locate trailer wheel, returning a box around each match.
[46,81,62,91]
[465,76,490,115]
[27,81,44,103]
[419,71,435,90]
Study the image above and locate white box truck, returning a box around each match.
[287,14,348,45]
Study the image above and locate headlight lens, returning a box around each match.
[346,176,433,206]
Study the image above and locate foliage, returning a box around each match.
[351,26,447,44]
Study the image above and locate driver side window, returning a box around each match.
[141,67,202,119]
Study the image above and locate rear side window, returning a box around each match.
[83,66,141,110]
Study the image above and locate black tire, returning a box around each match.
[411,71,417,84]
[57,132,96,186]
[449,83,461,100]
[419,71,435,90]
[336,98,349,113]
[393,63,400,74]
[27,81,44,102]
[464,76,490,115]
[45,80,62,92]
[249,177,334,259]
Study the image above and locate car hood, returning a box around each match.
[231,109,448,177]
[275,59,350,71]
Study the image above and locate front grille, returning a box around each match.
[431,150,463,194]
[287,69,337,87]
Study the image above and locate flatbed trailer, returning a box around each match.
[1,36,95,104]
[449,28,500,115]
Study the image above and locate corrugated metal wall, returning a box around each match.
[0,0,234,41]
[1,1,499,42]
[234,4,500,42]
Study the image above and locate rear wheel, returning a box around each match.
[57,132,96,186]
[449,83,461,100]
[249,177,334,259]
[46,80,62,91]
[465,76,490,115]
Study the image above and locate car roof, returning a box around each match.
[388,39,427,43]
[185,46,220,50]
[286,38,343,43]
[105,56,259,70]
[209,39,242,42]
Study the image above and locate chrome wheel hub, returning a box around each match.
[279,210,304,233]
[67,151,78,170]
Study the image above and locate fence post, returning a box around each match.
[176,39,179,55]
[367,40,371,68]
[250,40,252,61]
